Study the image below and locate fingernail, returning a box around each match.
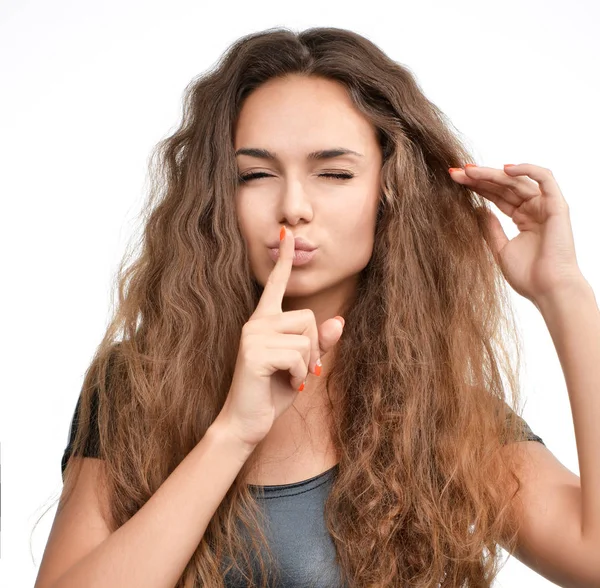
[280,225,286,241]
[504,164,515,167]
[465,163,477,168]
[448,167,462,173]
[298,380,305,392]
[314,357,322,377]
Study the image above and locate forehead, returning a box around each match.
[234,75,378,158]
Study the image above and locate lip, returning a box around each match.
[268,248,318,266]
[266,236,317,251]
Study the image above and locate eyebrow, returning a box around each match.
[234,147,363,161]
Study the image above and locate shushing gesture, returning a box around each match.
[217,226,345,449]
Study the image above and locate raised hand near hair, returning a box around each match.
[216,226,345,449]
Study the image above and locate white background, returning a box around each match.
[1,0,599,586]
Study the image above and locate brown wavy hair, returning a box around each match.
[38,26,537,587]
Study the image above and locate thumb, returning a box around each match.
[317,316,345,358]
[481,207,509,264]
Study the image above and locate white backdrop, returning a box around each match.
[1,0,599,586]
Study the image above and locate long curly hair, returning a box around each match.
[45,26,536,587]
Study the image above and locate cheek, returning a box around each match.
[235,200,257,242]
[336,201,378,263]
[235,206,272,258]
[338,191,378,233]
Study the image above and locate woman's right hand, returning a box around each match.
[216,226,345,449]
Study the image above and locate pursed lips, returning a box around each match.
[265,236,317,251]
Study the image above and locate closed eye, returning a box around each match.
[237,172,354,183]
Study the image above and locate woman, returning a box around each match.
[35,27,600,588]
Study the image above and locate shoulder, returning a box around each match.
[502,402,545,447]
[62,387,102,477]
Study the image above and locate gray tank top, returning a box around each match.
[222,464,345,587]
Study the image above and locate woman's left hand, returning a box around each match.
[449,163,586,305]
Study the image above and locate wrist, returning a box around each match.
[208,415,258,460]
[534,278,595,315]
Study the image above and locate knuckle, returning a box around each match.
[246,346,264,366]
[238,337,253,355]
[303,308,316,323]
[242,319,257,333]
[298,350,308,369]
[240,331,259,353]
[239,344,253,364]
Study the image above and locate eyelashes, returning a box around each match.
[237,172,354,184]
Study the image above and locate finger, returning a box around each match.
[297,312,345,376]
[253,225,294,318]
[316,317,345,360]
[451,165,542,208]
[268,312,345,377]
[480,207,509,264]
[265,333,313,379]
[307,316,344,380]
[268,309,327,376]
[265,348,310,393]
[503,163,567,206]
[296,316,345,390]
[451,167,522,208]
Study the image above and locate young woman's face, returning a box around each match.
[234,74,383,304]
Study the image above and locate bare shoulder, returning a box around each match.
[35,457,112,588]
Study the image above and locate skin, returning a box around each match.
[233,73,383,401]
[232,74,384,474]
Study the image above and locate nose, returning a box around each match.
[276,177,314,226]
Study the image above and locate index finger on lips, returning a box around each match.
[253,225,294,317]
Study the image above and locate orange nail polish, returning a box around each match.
[298,381,305,392]
[315,359,322,377]
[448,167,462,173]
[280,226,286,241]
[465,163,477,168]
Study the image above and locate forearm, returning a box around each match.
[536,279,600,543]
[51,419,256,588]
